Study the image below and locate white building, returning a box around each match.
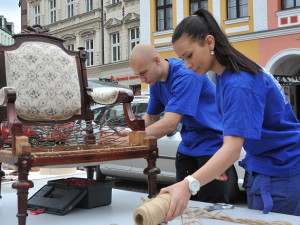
[0,15,14,46]
[25,0,141,93]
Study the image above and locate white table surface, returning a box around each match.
[1,178,299,225]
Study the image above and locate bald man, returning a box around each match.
[130,43,231,204]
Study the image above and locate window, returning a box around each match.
[33,5,40,24]
[111,0,120,4]
[67,44,74,51]
[111,33,120,62]
[190,0,208,15]
[156,0,173,31]
[49,0,56,24]
[86,0,93,12]
[85,40,93,66]
[282,0,300,9]
[227,0,248,20]
[129,28,139,52]
[66,0,74,18]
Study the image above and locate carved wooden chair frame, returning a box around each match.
[0,25,160,225]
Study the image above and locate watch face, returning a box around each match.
[190,181,199,191]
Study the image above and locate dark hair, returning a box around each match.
[172,9,262,75]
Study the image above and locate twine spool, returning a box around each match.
[133,193,171,225]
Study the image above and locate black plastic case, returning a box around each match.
[27,178,115,215]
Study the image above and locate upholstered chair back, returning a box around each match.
[4,41,82,121]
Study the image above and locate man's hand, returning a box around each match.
[98,130,129,145]
[118,129,130,137]
[215,172,228,181]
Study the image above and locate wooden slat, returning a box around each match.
[31,145,147,156]
[31,148,151,167]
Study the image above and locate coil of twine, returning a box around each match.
[133,193,171,225]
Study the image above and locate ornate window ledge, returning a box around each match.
[276,8,300,27]
[106,1,122,9]
[153,29,173,37]
[224,16,250,25]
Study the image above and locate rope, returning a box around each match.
[183,206,293,225]
[133,194,293,225]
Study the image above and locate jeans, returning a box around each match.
[176,152,230,203]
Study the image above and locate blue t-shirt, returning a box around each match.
[215,68,300,177]
[147,58,223,157]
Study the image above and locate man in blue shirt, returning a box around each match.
[129,43,228,203]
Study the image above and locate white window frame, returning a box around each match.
[66,0,74,18]
[85,0,93,12]
[85,40,94,67]
[111,33,120,62]
[49,0,56,24]
[67,44,74,51]
[34,5,40,24]
[129,27,139,53]
[111,0,120,4]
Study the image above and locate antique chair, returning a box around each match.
[0,25,160,225]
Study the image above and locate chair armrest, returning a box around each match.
[90,87,134,105]
[0,87,23,155]
[0,87,15,106]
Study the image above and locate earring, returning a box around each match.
[210,50,214,55]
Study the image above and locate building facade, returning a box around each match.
[19,0,28,30]
[24,0,141,92]
[0,16,14,46]
[141,0,300,119]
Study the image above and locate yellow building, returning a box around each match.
[140,1,300,119]
[140,0,261,93]
[141,0,267,61]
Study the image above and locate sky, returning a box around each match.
[0,0,21,34]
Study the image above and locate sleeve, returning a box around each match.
[165,74,203,117]
[222,86,265,139]
[146,86,165,115]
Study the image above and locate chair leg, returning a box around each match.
[0,162,5,199]
[143,138,161,198]
[144,156,160,198]
[85,166,96,180]
[12,156,34,225]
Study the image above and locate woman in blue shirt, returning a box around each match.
[160,9,300,220]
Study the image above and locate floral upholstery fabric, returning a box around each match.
[4,42,82,121]
[91,87,133,105]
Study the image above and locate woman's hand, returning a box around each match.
[159,179,191,221]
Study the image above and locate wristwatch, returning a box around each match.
[184,175,200,195]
